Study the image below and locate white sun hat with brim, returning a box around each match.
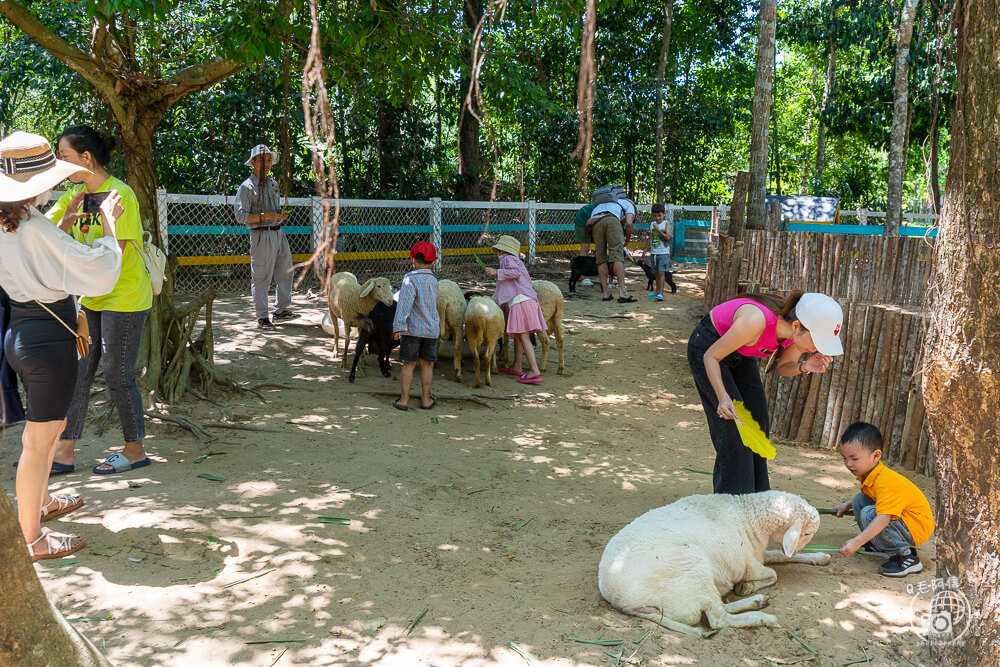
[245,144,279,167]
[0,131,89,203]
[796,292,844,356]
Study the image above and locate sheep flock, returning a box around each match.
[326,271,566,387]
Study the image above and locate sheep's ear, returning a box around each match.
[360,280,375,298]
[782,522,802,557]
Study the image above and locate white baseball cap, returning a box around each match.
[245,144,278,167]
[796,293,843,356]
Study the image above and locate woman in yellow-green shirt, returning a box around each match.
[46,126,153,475]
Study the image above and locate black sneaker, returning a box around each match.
[258,318,275,330]
[878,549,922,577]
[273,309,300,322]
[859,542,891,559]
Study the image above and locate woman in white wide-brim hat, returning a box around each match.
[0,131,125,561]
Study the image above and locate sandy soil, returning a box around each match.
[4,266,941,667]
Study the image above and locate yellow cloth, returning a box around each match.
[858,462,935,545]
[733,401,776,459]
[46,177,152,312]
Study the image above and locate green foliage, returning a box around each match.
[1,0,955,211]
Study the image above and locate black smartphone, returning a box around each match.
[82,191,110,215]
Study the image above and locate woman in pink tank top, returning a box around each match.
[687,291,844,494]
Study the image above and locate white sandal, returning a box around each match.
[27,531,85,562]
[40,494,84,522]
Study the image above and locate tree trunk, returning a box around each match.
[0,2,271,404]
[922,0,1000,662]
[814,3,836,187]
[653,0,674,204]
[929,113,940,213]
[336,86,352,197]
[885,0,919,235]
[747,0,777,230]
[457,0,482,200]
[0,485,111,666]
[928,9,944,215]
[376,98,402,194]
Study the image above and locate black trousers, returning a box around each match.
[687,315,771,494]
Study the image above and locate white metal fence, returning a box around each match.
[46,191,937,294]
[153,193,720,294]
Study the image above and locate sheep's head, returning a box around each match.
[764,492,821,557]
[360,277,394,306]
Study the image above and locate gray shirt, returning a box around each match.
[234,174,281,230]
[591,199,636,222]
[0,207,122,303]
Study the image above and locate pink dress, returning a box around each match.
[495,254,548,335]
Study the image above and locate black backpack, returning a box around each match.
[592,184,626,206]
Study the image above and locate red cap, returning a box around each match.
[410,241,437,262]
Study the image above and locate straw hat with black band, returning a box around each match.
[0,132,87,202]
[492,235,522,256]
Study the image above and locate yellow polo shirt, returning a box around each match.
[858,462,934,545]
[46,177,152,312]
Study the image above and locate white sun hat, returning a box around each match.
[796,293,844,356]
[245,144,278,167]
[0,131,90,202]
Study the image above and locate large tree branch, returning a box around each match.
[0,0,118,99]
[158,58,245,107]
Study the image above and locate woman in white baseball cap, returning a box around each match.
[0,131,125,561]
[687,290,843,494]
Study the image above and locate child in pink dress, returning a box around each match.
[483,235,547,384]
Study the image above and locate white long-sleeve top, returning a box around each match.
[0,207,122,303]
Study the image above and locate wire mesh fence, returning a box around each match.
[146,195,722,294]
[46,190,931,297]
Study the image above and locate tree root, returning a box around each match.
[248,383,298,392]
[144,410,215,442]
[185,387,233,421]
[202,423,283,433]
[353,390,518,408]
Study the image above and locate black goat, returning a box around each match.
[636,258,677,294]
[349,301,399,383]
[568,255,604,293]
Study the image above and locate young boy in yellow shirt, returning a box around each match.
[833,422,934,577]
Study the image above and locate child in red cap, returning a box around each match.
[392,242,440,409]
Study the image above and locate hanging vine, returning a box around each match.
[455,0,508,239]
[297,0,341,294]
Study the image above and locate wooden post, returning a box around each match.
[729,171,750,243]
[726,171,750,297]
[767,200,782,233]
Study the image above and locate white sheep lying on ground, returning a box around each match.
[499,279,566,374]
[326,272,394,368]
[437,279,466,383]
[463,296,504,388]
[598,490,830,637]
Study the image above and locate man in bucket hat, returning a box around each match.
[233,144,298,330]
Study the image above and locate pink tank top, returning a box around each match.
[710,298,792,358]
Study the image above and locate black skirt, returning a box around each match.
[3,297,79,422]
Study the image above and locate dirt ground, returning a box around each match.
[4,266,942,667]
